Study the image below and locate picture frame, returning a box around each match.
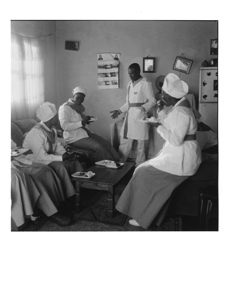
[173,56,193,74]
[210,39,218,55]
[65,41,79,51]
[143,57,155,73]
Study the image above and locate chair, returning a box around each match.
[199,185,218,230]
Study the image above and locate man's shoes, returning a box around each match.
[48,212,72,227]
[129,219,141,227]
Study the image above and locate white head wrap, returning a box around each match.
[72,86,86,96]
[162,73,189,99]
[36,102,57,122]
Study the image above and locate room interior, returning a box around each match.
[11,20,218,231]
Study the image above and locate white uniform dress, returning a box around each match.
[22,122,83,199]
[119,77,156,165]
[119,77,156,140]
[59,100,88,144]
[149,97,202,176]
[116,97,202,229]
[23,122,65,164]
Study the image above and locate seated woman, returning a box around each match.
[116,73,202,229]
[11,161,71,228]
[58,86,120,164]
[22,102,83,201]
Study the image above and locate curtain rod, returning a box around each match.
[11,32,53,39]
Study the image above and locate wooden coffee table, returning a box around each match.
[71,162,135,217]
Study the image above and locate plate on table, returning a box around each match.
[95,160,124,169]
[11,148,29,157]
[71,171,95,179]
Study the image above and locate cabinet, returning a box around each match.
[198,67,218,132]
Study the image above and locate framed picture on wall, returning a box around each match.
[210,39,218,55]
[173,56,193,74]
[143,57,155,73]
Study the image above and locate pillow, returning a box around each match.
[203,131,218,149]
[12,119,37,134]
[196,121,218,152]
[197,130,218,151]
[11,122,24,147]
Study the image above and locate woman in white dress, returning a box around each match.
[116,73,202,229]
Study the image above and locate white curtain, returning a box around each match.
[11,34,45,120]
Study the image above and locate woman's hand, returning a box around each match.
[81,116,91,126]
[157,100,164,112]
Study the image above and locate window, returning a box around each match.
[11,34,45,119]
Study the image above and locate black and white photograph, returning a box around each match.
[4,4,229,290]
[10,20,219,232]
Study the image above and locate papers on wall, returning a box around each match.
[97,53,120,89]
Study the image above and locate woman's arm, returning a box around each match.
[54,130,66,155]
[24,129,63,162]
[157,110,190,146]
[59,105,83,131]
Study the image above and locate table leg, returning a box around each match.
[75,181,81,213]
[107,185,115,218]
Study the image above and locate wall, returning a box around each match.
[11,20,57,104]
[55,20,217,141]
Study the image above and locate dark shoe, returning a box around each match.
[49,212,72,227]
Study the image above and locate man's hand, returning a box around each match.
[110,110,121,119]
[82,116,91,126]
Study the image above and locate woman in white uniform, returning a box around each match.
[116,73,202,229]
[59,87,120,164]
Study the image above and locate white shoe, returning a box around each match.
[129,219,141,227]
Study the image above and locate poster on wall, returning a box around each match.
[97,53,120,89]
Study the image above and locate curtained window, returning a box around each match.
[11,34,45,120]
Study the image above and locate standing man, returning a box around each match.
[110,63,156,165]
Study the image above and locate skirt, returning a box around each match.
[13,162,68,212]
[116,163,189,229]
[11,168,40,227]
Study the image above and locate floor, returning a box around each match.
[14,164,218,232]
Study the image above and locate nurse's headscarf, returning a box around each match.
[37,102,57,122]
[162,73,188,99]
[72,86,86,97]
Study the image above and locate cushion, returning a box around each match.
[12,119,37,134]
[196,121,218,151]
[11,122,24,147]
[197,130,218,151]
